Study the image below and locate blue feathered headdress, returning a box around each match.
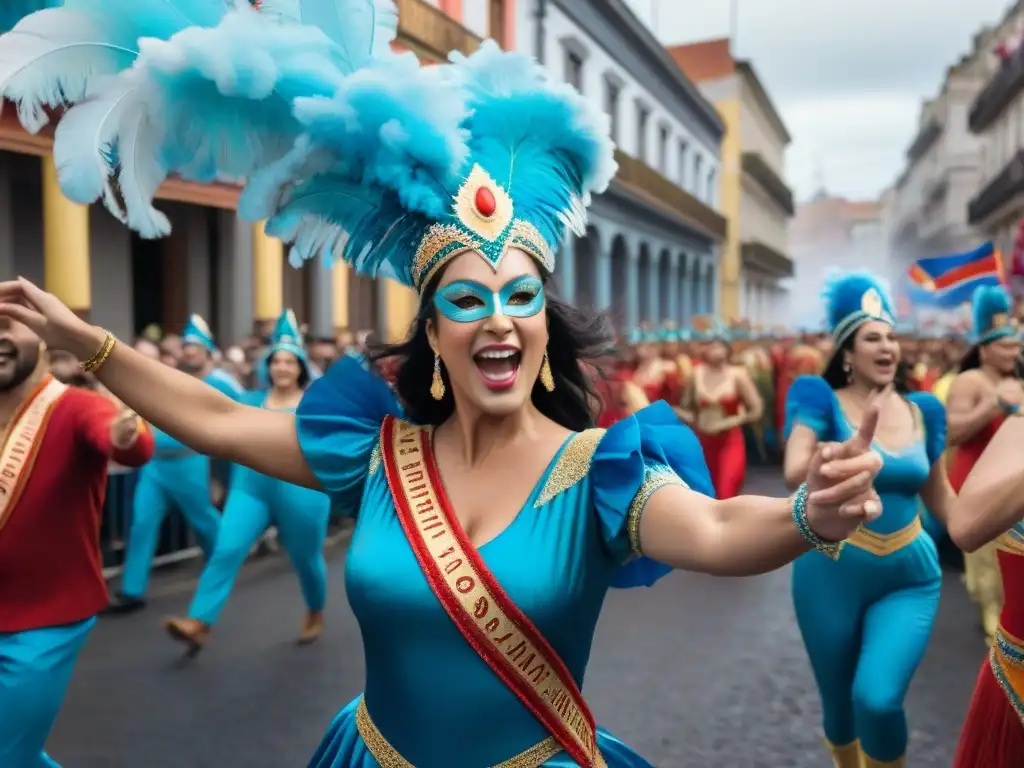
[182,313,215,352]
[971,284,1018,345]
[1,1,616,295]
[820,270,895,346]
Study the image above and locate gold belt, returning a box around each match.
[846,518,922,556]
[990,625,1024,726]
[354,697,563,768]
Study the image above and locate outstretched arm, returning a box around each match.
[0,279,318,489]
[948,415,1024,552]
[640,411,882,575]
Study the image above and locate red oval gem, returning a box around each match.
[474,186,496,217]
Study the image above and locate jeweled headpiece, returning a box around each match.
[821,271,895,348]
[0,2,616,297]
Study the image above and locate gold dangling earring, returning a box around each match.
[843,361,853,385]
[540,351,555,392]
[430,353,446,401]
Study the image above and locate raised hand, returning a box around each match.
[803,402,884,542]
[0,278,103,359]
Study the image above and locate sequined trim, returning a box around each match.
[997,522,1024,555]
[368,439,382,477]
[626,463,687,556]
[990,625,1024,728]
[533,428,605,507]
[846,518,921,557]
[354,696,563,767]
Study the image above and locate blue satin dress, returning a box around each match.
[784,376,945,763]
[295,354,713,768]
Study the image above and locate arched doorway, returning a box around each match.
[690,259,702,317]
[610,234,629,331]
[573,226,600,310]
[658,248,672,325]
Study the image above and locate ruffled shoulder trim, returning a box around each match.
[295,352,403,511]
[591,401,714,589]
[784,375,835,440]
[907,391,946,466]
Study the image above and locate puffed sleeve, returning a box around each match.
[295,352,403,511]
[783,375,835,441]
[908,391,947,466]
[591,400,715,588]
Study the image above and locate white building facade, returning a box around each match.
[514,0,726,331]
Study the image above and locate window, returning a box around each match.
[565,51,584,91]
[636,103,650,161]
[706,169,716,205]
[604,79,621,143]
[677,140,689,186]
[693,154,703,197]
[658,125,669,173]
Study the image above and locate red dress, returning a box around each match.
[693,370,746,499]
[953,414,1024,767]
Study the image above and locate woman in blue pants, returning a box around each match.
[783,272,952,767]
[164,310,331,653]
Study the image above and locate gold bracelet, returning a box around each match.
[80,331,116,373]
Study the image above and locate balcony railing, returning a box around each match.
[740,152,794,216]
[740,240,793,278]
[613,150,727,240]
[967,149,1024,225]
[970,47,1024,133]
[395,0,482,61]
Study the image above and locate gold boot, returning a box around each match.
[825,739,862,768]
[861,753,904,768]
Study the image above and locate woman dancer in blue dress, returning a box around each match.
[0,2,884,765]
[164,309,332,653]
[783,272,952,768]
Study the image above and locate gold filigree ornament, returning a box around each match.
[992,312,1010,329]
[454,164,514,241]
[860,288,884,319]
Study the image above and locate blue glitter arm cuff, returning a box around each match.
[792,482,845,561]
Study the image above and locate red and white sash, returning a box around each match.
[381,415,607,767]
[0,376,67,535]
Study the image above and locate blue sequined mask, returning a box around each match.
[433,275,545,323]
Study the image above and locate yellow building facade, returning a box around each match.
[669,40,795,324]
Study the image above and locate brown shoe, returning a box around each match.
[164,616,210,657]
[298,611,324,645]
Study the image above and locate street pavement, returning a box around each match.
[50,467,984,767]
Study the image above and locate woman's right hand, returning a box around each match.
[0,278,105,359]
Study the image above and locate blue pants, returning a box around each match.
[0,617,96,768]
[121,456,221,599]
[189,469,330,625]
[792,537,941,762]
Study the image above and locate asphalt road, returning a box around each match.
[49,467,985,767]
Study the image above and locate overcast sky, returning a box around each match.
[624,0,1011,203]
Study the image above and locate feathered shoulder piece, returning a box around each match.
[971,284,1017,345]
[0,1,617,296]
[819,270,895,343]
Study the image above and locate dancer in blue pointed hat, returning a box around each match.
[164,310,332,652]
[107,313,243,613]
[782,271,951,767]
[0,2,885,764]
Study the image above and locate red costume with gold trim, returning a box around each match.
[776,343,824,445]
[0,376,155,633]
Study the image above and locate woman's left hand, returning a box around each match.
[803,403,884,542]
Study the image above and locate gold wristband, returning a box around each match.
[80,331,116,373]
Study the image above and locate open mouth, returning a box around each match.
[473,346,521,391]
[874,358,894,373]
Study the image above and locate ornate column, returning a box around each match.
[332,263,349,331]
[308,256,335,339]
[626,248,640,331]
[384,279,418,343]
[595,239,612,311]
[42,155,90,317]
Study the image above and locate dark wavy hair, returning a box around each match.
[957,341,1024,377]
[822,324,910,394]
[369,270,614,431]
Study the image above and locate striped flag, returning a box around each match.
[905,242,1005,308]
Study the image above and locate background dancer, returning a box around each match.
[945,285,1024,645]
[783,272,950,768]
[164,310,331,653]
[0,3,884,763]
[107,315,243,613]
[0,317,154,767]
[678,323,762,499]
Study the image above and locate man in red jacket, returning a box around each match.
[0,316,155,768]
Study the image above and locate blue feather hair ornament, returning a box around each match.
[970,284,1018,345]
[819,269,895,346]
[0,1,616,297]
